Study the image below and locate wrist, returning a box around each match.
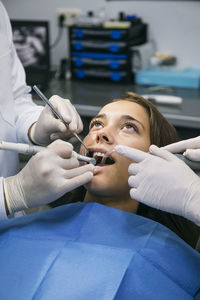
[3,175,28,215]
[2,179,9,216]
[28,122,46,146]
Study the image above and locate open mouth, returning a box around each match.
[86,150,115,166]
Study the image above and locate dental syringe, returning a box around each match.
[0,141,96,165]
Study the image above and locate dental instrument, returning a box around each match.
[0,141,96,165]
[32,85,89,153]
[0,141,44,155]
[100,149,115,165]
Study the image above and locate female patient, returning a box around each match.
[0,92,200,299]
[71,91,199,248]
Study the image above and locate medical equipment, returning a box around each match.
[0,141,96,165]
[32,85,89,153]
[142,95,182,105]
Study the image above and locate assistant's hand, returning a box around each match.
[3,140,94,215]
[29,95,83,145]
[115,144,200,226]
[163,136,200,161]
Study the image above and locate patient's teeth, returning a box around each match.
[93,152,104,157]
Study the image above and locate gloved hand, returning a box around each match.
[115,144,200,226]
[3,140,94,215]
[29,95,83,145]
[163,136,200,161]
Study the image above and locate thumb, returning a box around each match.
[115,145,150,162]
[149,145,177,161]
[48,118,67,133]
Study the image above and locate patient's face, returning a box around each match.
[81,100,151,199]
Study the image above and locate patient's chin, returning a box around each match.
[85,180,112,197]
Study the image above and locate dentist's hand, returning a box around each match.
[163,136,200,162]
[115,144,200,226]
[3,140,94,215]
[29,95,83,145]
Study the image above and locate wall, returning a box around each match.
[3,0,200,69]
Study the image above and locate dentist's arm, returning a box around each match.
[115,145,200,226]
[29,96,83,145]
[3,140,94,215]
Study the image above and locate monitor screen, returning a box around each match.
[11,20,51,89]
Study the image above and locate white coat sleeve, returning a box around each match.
[11,44,43,144]
[4,3,44,144]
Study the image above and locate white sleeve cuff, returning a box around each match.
[0,178,8,220]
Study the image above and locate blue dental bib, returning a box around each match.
[0,202,199,299]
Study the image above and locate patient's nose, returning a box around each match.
[96,129,114,144]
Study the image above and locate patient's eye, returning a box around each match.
[122,122,138,133]
[89,120,103,130]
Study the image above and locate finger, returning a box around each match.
[58,101,82,133]
[115,145,150,162]
[60,150,94,170]
[50,96,81,133]
[128,163,140,175]
[129,173,141,188]
[162,137,200,153]
[47,140,73,158]
[129,188,139,201]
[184,149,200,161]
[44,111,68,134]
[49,96,72,124]
[76,114,84,133]
[60,156,79,170]
[67,104,83,133]
[149,145,177,162]
[64,171,93,191]
[50,131,72,141]
[63,163,94,179]
[128,175,139,189]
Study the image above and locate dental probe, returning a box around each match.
[32,85,89,153]
[0,141,96,165]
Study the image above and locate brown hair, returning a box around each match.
[112,92,180,147]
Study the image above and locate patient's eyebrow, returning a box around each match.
[92,114,106,121]
[121,115,145,130]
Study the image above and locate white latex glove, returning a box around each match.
[115,144,200,226]
[29,95,83,145]
[163,136,200,162]
[3,140,94,215]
